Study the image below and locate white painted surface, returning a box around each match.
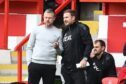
[111,53,126,67]
[0,50,11,64]
[98,15,108,39]
[26,14,41,35]
[8,36,17,50]
[8,14,41,50]
[123,22,126,28]
[8,36,24,50]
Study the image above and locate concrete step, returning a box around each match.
[11,56,26,64]
[0,64,28,76]
[0,76,27,83]
[0,50,28,83]
[0,50,26,64]
[11,51,26,57]
[10,51,26,64]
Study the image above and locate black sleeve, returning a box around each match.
[101,53,117,76]
[123,43,126,56]
[101,54,114,69]
[79,24,93,60]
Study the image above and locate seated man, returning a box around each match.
[87,39,117,84]
[118,42,126,84]
[123,42,126,56]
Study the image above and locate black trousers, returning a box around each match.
[61,65,86,84]
[28,62,56,84]
[86,67,102,84]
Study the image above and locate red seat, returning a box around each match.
[102,77,119,84]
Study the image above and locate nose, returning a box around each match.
[46,18,49,20]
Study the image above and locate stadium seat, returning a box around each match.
[102,77,119,84]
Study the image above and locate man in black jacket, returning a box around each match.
[61,9,93,84]
[87,40,117,84]
[123,43,126,56]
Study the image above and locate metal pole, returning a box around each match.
[71,0,76,11]
[18,49,22,82]
[4,0,9,49]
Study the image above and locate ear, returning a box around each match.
[72,16,75,21]
[102,46,105,51]
[42,15,44,22]
[53,16,56,20]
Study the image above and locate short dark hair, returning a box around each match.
[94,39,106,47]
[63,9,76,16]
[44,8,55,16]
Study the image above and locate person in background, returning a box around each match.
[123,42,126,56]
[26,9,63,84]
[61,9,93,84]
[118,42,126,84]
[87,39,117,84]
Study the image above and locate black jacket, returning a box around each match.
[123,43,126,56]
[61,22,93,66]
[87,52,117,84]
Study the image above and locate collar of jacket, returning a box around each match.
[63,21,77,31]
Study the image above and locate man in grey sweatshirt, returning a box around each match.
[26,9,63,84]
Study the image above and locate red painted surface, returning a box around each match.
[0,14,26,48]
[8,15,26,36]
[0,1,42,14]
[102,3,109,15]
[108,16,126,53]
[36,0,43,14]
[10,2,37,14]
[0,0,4,4]
[0,1,4,12]
[108,3,126,15]
[55,0,64,5]
[0,15,4,48]
[71,0,76,11]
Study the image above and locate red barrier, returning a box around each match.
[55,0,71,14]
[14,34,30,82]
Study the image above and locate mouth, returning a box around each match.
[64,22,68,25]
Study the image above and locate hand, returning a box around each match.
[53,42,59,49]
[90,48,96,58]
[79,59,87,68]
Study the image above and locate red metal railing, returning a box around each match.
[55,0,71,14]
[71,0,76,11]
[14,0,76,82]
[4,0,9,49]
[14,34,30,82]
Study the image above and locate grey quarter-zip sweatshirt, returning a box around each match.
[26,25,63,65]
